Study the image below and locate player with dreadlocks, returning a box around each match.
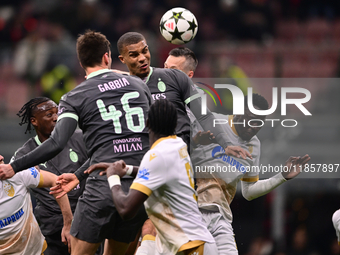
[10,97,90,255]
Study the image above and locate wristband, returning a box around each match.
[108,175,121,189]
[125,165,133,176]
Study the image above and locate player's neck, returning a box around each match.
[85,65,109,77]
[36,131,49,143]
[149,133,166,147]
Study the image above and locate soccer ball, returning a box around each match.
[159,7,198,45]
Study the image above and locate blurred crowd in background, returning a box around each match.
[1,0,340,112]
[1,0,340,254]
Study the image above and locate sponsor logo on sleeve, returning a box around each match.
[58,106,65,115]
[29,167,38,178]
[137,167,150,180]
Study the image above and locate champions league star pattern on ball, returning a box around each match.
[160,7,198,45]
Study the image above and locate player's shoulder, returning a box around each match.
[151,136,186,156]
[213,112,228,120]
[11,167,40,186]
[152,67,187,80]
[11,138,36,160]
[250,134,260,144]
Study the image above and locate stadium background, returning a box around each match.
[0,0,340,254]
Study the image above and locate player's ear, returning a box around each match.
[103,52,109,65]
[188,71,194,78]
[118,55,125,64]
[31,117,38,127]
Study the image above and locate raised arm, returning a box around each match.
[241,154,310,201]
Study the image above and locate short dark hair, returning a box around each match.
[147,99,177,136]
[169,47,198,72]
[244,93,269,111]
[76,30,111,69]
[117,32,146,54]
[17,97,51,134]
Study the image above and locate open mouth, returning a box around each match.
[140,64,148,70]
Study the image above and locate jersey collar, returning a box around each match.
[151,135,177,150]
[34,135,42,146]
[144,67,153,83]
[86,69,111,80]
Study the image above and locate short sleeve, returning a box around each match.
[130,150,167,196]
[17,167,42,188]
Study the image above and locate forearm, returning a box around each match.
[111,186,137,220]
[125,165,139,178]
[73,158,90,182]
[189,99,231,149]
[53,193,73,226]
[241,173,287,201]
[39,170,73,224]
[10,118,77,173]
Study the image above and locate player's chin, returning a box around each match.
[138,68,150,77]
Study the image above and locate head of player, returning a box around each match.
[234,94,269,141]
[147,99,177,145]
[17,97,58,142]
[164,47,198,78]
[117,32,151,79]
[77,30,112,74]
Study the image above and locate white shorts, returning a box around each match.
[200,208,238,255]
[135,239,218,255]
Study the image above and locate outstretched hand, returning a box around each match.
[225,146,252,160]
[282,154,311,180]
[50,173,79,199]
[85,160,127,178]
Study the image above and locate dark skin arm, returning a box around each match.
[84,162,139,177]
[87,161,148,220]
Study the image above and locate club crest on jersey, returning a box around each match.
[157,78,166,92]
[137,167,150,180]
[3,183,15,197]
[248,145,253,154]
[69,149,78,163]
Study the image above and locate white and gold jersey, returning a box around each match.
[0,167,45,255]
[191,114,261,222]
[131,136,215,254]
